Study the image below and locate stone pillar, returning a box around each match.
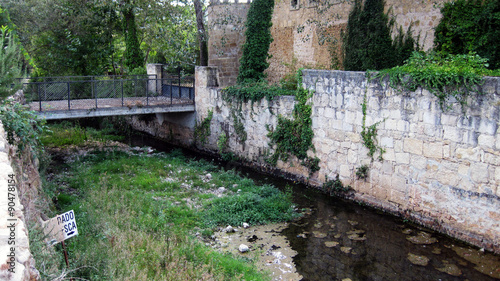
[147,64,163,94]
[195,66,220,117]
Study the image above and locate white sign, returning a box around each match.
[43,210,78,245]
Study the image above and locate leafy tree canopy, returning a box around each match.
[2,0,200,76]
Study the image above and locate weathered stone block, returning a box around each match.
[470,163,489,183]
[423,142,443,159]
[395,153,410,164]
[380,137,394,148]
[478,118,497,135]
[455,147,483,162]
[443,126,462,143]
[403,138,423,155]
[397,120,410,132]
[478,134,495,148]
[423,111,439,125]
[383,148,396,162]
[339,164,351,178]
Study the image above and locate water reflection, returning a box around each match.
[281,187,499,281]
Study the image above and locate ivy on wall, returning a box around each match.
[267,70,319,174]
[237,0,274,82]
[360,86,384,162]
[194,109,213,145]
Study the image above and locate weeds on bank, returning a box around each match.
[41,121,124,148]
[40,129,298,280]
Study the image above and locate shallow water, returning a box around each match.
[128,133,500,281]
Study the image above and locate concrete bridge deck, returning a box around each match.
[28,96,194,120]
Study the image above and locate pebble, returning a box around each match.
[239,244,250,253]
[242,222,250,228]
[225,225,235,233]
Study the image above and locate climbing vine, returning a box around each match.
[237,0,275,82]
[231,110,247,144]
[267,70,318,173]
[217,130,237,161]
[360,86,385,162]
[194,109,213,145]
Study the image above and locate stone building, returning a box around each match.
[207,0,450,87]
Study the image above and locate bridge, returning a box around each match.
[23,75,195,120]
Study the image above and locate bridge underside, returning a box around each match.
[29,97,195,120]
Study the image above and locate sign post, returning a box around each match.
[42,210,78,245]
[42,210,78,280]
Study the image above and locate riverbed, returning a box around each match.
[130,133,500,281]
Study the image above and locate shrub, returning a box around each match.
[344,0,417,71]
[374,51,498,112]
[434,0,500,70]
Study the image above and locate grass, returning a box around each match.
[41,120,124,148]
[36,124,299,280]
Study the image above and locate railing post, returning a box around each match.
[134,76,137,98]
[67,82,71,110]
[93,77,97,109]
[146,78,149,106]
[121,80,124,107]
[190,77,194,101]
[178,70,181,99]
[170,78,173,105]
[37,84,42,111]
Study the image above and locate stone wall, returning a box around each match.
[0,119,39,280]
[193,66,500,253]
[208,0,450,85]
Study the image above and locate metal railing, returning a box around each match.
[23,76,194,112]
[19,74,157,83]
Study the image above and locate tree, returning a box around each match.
[237,0,275,82]
[0,25,23,99]
[3,0,200,76]
[4,0,118,76]
[194,0,208,66]
[344,0,416,71]
[434,0,500,69]
[121,0,144,72]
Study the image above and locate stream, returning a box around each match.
[126,132,500,281]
